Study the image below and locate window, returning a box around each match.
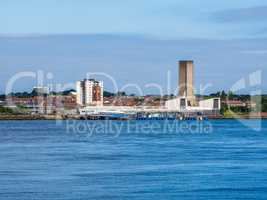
[180,98,186,108]
[213,99,219,109]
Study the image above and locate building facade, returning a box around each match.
[165,60,221,115]
[76,79,103,106]
[165,96,221,116]
[178,60,195,105]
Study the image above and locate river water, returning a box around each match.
[0,120,267,199]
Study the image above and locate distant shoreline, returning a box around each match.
[0,114,266,120]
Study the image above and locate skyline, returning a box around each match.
[1,2,267,200]
[0,0,267,94]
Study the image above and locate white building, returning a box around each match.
[76,79,103,106]
[165,60,221,114]
[165,97,221,112]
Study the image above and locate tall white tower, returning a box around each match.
[76,79,103,106]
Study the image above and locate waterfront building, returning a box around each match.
[165,60,221,114]
[178,60,196,105]
[76,79,103,106]
[165,97,220,111]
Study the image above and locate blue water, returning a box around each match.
[0,120,267,200]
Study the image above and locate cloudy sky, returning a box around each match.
[0,0,267,94]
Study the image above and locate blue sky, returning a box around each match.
[0,0,267,94]
[2,0,267,38]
